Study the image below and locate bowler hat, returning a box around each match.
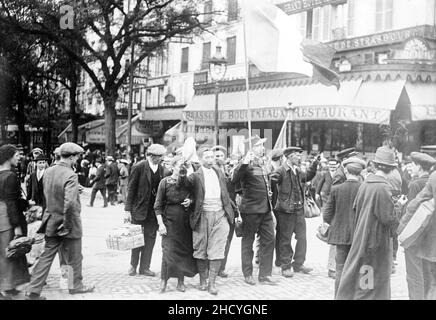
[410,152,436,167]
[373,146,396,167]
[337,147,357,160]
[33,154,49,162]
[283,146,303,157]
[59,142,84,157]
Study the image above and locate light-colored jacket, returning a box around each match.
[39,161,82,239]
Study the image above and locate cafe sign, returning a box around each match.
[411,105,436,121]
[184,105,390,124]
[277,0,346,15]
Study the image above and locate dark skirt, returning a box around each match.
[0,229,30,290]
[161,204,197,280]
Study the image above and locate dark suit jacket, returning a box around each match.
[28,171,45,207]
[124,160,169,222]
[316,170,333,197]
[105,162,119,186]
[187,166,234,230]
[92,165,106,189]
[38,161,82,239]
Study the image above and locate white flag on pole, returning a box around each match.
[241,0,313,76]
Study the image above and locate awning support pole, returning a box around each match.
[243,16,252,150]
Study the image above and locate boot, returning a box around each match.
[160,279,167,293]
[196,259,208,291]
[176,277,186,292]
[208,260,222,295]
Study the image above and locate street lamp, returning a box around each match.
[209,45,227,146]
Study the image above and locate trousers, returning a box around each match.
[106,184,117,204]
[241,212,274,278]
[334,244,351,298]
[27,236,83,294]
[422,259,436,300]
[405,246,424,300]
[220,221,235,272]
[130,215,158,272]
[90,187,107,206]
[276,210,307,270]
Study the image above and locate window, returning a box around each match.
[228,0,238,22]
[180,47,189,73]
[306,10,313,39]
[376,0,393,32]
[313,8,320,40]
[364,53,374,64]
[146,89,151,107]
[312,6,331,41]
[226,36,237,65]
[201,42,211,70]
[158,86,164,106]
[299,12,307,38]
[347,0,355,36]
[322,5,331,41]
[376,51,389,64]
[204,0,213,23]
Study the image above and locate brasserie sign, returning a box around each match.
[277,0,346,15]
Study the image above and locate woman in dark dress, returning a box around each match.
[0,144,30,300]
[154,155,197,293]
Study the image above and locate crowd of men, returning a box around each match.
[4,134,436,300]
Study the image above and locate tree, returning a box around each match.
[1,0,215,154]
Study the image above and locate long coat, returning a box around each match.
[124,160,168,222]
[105,162,119,186]
[187,166,234,230]
[27,171,45,207]
[400,171,436,261]
[336,174,397,300]
[38,161,82,239]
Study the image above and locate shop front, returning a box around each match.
[182,77,407,156]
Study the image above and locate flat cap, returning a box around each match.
[337,147,357,159]
[270,149,283,161]
[147,144,166,156]
[33,154,49,162]
[283,146,303,157]
[410,152,436,167]
[53,147,61,155]
[59,142,84,157]
[343,156,366,169]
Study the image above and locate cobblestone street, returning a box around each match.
[21,189,409,300]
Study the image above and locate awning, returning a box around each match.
[142,107,184,121]
[183,79,407,124]
[405,83,436,121]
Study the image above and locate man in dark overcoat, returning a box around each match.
[27,154,49,207]
[124,144,168,277]
[271,147,318,277]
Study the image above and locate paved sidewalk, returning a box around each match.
[19,188,409,300]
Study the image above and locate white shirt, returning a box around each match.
[202,166,221,200]
[148,158,158,173]
[36,169,45,181]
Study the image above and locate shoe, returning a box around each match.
[282,269,294,278]
[218,270,228,278]
[258,276,277,285]
[275,260,282,268]
[4,288,21,296]
[25,293,46,300]
[128,266,136,276]
[244,276,256,285]
[176,281,186,293]
[293,265,313,274]
[207,260,220,295]
[197,259,208,291]
[86,204,93,207]
[328,270,336,279]
[69,285,95,295]
[0,293,12,300]
[103,205,108,208]
[160,280,167,293]
[138,269,155,277]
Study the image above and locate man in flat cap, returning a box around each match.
[232,136,276,286]
[270,146,319,277]
[26,142,94,299]
[398,152,436,300]
[322,156,365,297]
[105,155,120,206]
[332,147,358,186]
[124,143,169,277]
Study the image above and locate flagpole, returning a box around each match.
[242,16,252,150]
